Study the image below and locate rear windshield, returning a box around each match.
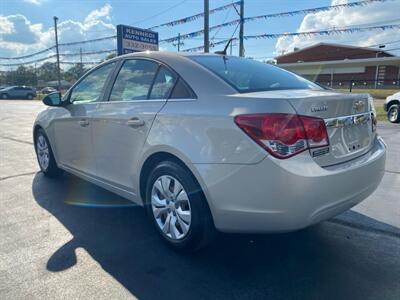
[190,55,320,93]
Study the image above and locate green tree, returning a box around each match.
[64,63,88,83]
[37,62,61,82]
[5,65,37,86]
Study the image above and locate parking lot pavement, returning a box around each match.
[0,100,399,300]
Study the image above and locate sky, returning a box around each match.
[0,0,400,68]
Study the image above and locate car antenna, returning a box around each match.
[215,38,234,56]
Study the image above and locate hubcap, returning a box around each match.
[151,175,191,240]
[36,135,50,170]
[389,107,398,122]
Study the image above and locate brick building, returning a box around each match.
[275,43,400,89]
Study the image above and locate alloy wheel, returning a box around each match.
[389,106,398,122]
[36,135,50,170]
[151,175,191,240]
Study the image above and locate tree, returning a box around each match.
[37,62,61,82]
[5,65,37,86]
[64,63,88,83]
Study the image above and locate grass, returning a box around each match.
[336,88,399,99]
[375,105,388,122]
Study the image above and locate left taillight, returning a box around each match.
[234,113,329,159]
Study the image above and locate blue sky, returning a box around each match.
[1,0,399,65]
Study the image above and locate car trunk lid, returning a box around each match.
[239,89,375,166]
[286,90,374,166]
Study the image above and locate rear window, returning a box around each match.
[190,56,320,93]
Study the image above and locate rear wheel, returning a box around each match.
[1,94,7,99]
[388,104,400,123]
[34,128,62,177]
[146,160,215,252]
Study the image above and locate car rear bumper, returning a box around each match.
[195,136,386,233]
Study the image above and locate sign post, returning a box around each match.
[117,25,159,55]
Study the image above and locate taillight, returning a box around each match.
[234,113,329,159]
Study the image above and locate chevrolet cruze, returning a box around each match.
[33,52,386,251]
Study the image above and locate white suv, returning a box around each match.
[384,91,400,123]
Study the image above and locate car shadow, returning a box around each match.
[32,172,400,300]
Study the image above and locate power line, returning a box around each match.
[182,24,400,52]
[244,24,400,40]
[132,0,189,26]
[161,0,391,44]
[0,46,56,60]
[148,1,240,30]
[0,0,389,60]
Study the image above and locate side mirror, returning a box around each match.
[42,92,63,107]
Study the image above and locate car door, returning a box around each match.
[12,87,23,98]
[53,61,116,176]
[92,59,177,196]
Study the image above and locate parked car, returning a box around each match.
[33,52,386,251]
[384,91,400,123]
[0,86,37,99]
[41,87,57,95]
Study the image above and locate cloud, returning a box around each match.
[84,3,112,24]
[275,0,400,56]
[0,4,116,61]
[23,0,46,5]
[0,14,41,44]
[0,16,14,34]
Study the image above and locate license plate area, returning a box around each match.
[325,112,373,159]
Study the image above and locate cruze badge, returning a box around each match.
[353,100,365,113]
[311,105,328,112]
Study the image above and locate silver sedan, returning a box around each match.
[33,52,386,251]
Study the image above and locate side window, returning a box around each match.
[110,59,158,101]
[70,62,115,104]
[170,78,196,99]
[149,66,176,99]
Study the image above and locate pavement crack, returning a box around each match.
[0,135,33,145]
[0,171,37,181]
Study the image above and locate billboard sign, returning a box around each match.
[117,24,159,55]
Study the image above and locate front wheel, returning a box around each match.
[146,160,215,252]
[1,94,7,99]
[34,128,62,177]
[27,94,33,100]
[388,104,400,123]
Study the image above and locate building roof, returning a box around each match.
[275,42,394,63]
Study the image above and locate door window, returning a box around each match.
[110,59,159,101]
[70,62,115,104]
[149,66,176,99]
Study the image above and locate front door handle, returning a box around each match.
[78,119,89,127]
[126,118,145,127]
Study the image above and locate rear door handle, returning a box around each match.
[126,118,145,127]
[78,119,89,127]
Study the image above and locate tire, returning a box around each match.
[27,94,33,100]
[1,94,7,99]
[388,104,400,123]
[34,128,62,177]
[146,160,215,252]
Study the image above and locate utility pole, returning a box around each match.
[239,0,244,57]
[204,0,209,53]
[79,47,83,76]
[53,16,61,91]
[177,33,181,52]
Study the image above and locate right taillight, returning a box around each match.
[234,113,329,159]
